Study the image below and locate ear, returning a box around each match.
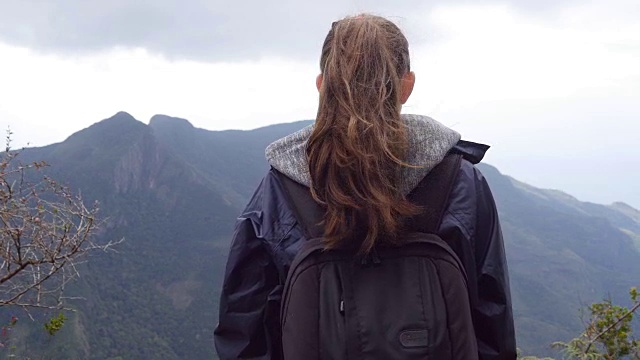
[316,74,323,92]
[400,71,415,104]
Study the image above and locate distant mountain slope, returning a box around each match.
[478,163,640,355]
[2,113,638,359]
[148,114,312,205]
[9,112,243,359]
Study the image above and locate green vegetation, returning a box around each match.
[520,287,639,359]
[44,314,66,336]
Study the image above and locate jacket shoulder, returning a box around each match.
[450,140,490,165]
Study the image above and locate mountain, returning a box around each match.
[477,164,640,354]
[147,114,311,206]
[1,112,638,358]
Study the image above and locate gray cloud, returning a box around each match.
[0,0,577,62]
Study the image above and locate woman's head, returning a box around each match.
[316,14,415,108]
[307,14,418,254]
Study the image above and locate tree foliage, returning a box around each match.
[520,287,640,360]
[553,287,639,359]
[43,313,66,336]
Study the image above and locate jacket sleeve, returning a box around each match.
[470,165,517,360]
[440,161,516,360]
[214,181,283,360]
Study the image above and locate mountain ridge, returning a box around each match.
[2,112,638,359]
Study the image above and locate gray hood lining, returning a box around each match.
[265,114,461,195]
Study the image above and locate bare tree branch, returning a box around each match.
[0,135,122,313]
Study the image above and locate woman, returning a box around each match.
[214,14,516,360]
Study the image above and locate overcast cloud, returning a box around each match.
[0,0,638,208]
[0,0,583,62]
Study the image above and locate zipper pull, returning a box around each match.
[339,299,345,314]
[360,248,381,267]
[371,248,381,265]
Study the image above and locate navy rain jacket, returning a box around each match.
[214,140,517,360]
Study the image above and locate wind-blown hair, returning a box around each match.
[306,14,418,254]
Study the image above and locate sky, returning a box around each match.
[0,0,638,208]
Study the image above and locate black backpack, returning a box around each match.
[276,154,478,360]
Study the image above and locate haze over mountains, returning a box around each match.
[2,112,638,359]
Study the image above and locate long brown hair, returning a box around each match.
[307,14,418,254]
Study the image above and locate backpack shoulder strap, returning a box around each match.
[273,169,325,239]
[407,153,463,234]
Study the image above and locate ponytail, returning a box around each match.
[307,15,418,254]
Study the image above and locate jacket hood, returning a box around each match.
[265,114,462,195]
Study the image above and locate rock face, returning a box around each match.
[114,132,160,193]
